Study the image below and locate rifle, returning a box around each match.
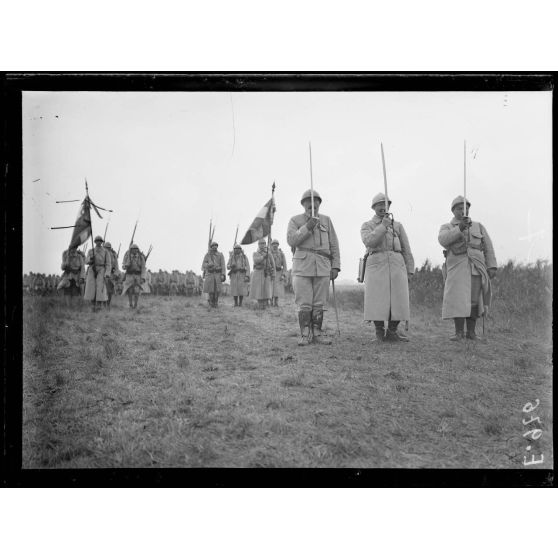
[117,243,121,259]
[130,220,138,247]
[103,221,109,242]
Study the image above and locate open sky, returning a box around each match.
[22,90,552,279]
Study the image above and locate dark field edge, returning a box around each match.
[2,73,556,487]
[1,72,555,92]
[2,468,555,487]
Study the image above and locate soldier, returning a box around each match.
[202,241,226,308]
[361,193,415,342]
[103,241,120,309]
[227,243,251,307]
[270,239,288,307]
[249,239,275,310]
[33,273,46,296]
[287,189,340,346]
[57,246,86,306]
[439,195,497,341]
[121,243,149,309]
[84,235,111,312]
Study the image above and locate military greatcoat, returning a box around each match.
[270,247,288,297]
[57,248,86,291]
[84,246,111,301]
[202,251,226,294]
[227,251,251,296]
[250,249,275,300]
[121,250,149,295]
[361,216,414,321]
[438,218,496,319]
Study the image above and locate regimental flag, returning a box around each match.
[69,198,92,249]
[240,196,276,244]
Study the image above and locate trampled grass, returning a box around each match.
[22,262,553,469]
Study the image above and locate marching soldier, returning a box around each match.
[270,239,288,307]
[202,241,226,308]
[361,193,414,342]
[121,243,149,309]
[227,243,251,307]
[84,235,111,312]
[287,189,340,346]
[249,239,275,310]
[57,246,86,306]
[103,241,120,309]
[439,195,497,341]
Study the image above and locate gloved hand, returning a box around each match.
[381,216,392,228]
[488,268,497,279]
[79,278,85,285]
[306,217,319,231]
[459,217,472,231]
[330,268,339,280]
[221,274,226,282]
[141,278,146,284]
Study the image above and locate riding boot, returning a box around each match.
[466,317,479,340]
[372,321,385,342]
[133,295,139,309]
[91,301,96,313]
[214,295,219,308]
[238,296,243,307]
[233,296,238,307]
[312,310,332,344]
[387,320,409,342]
[297,310,313,346]
[450,318,465,340]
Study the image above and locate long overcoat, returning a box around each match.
[360,216,414,321]
[250,250,275,300]
[121,249,150,295]
[270,247,288,297]
[57,249,86,290]
[227,251,251,296]
[202,251,226,294]
[438,218,496,318]
[286,213,341,277]
[84,246,111,301]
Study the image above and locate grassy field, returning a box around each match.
[22,263,553,469]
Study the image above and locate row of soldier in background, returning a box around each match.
[26,237,293,310]
[202,239,291,309]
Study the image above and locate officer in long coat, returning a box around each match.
[202,241,226,308]
[439,195,497,340]
[121,243,149,309]
[361,193,415,342]
[287,189,341,346]
[227,244,251,307]
[250,239,275,310]
[84,235,111,311]
[57,246,86,306]
[270,239,288,307]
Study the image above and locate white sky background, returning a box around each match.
[22,90,552,278]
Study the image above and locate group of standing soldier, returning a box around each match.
[48,187,497,346]
[285,188,496,347]
[56,236,149,311]
[201,238,289,310]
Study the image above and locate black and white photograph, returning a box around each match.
[6,74,554,477]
